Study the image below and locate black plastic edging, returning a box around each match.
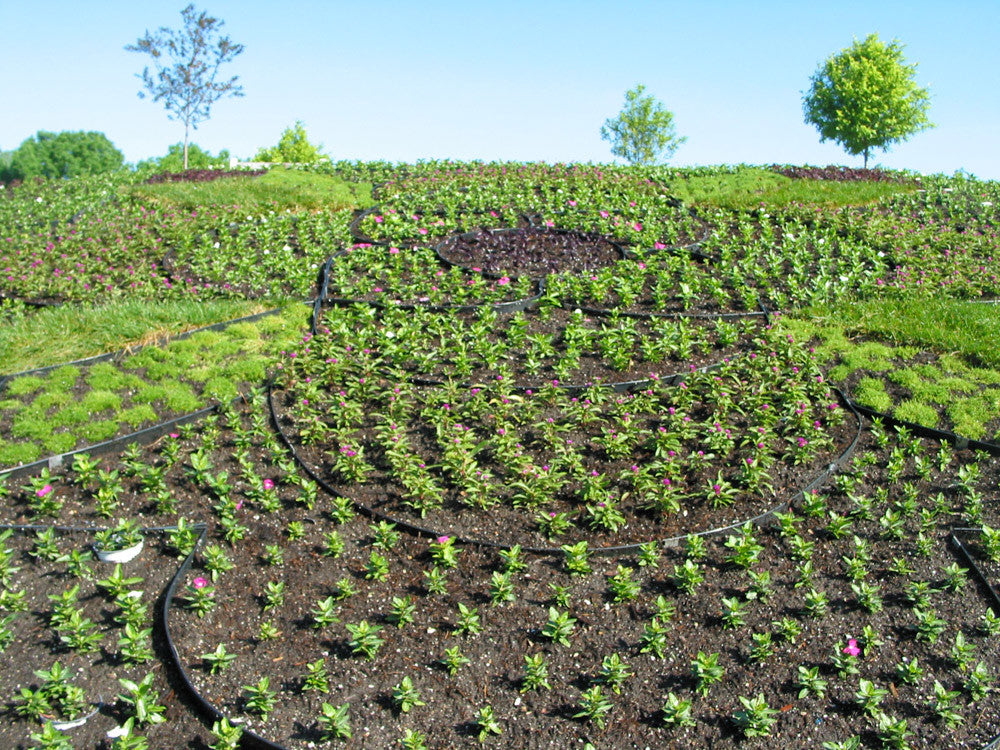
[157,523,292,750]
[949,528,1000,614]
[267,382,861,558]
[841,394,1000,457]
[564,300,770,322]
[0,521,292,749]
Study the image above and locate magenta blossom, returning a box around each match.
[843,638,861,657]
[436,536,450,545]
[192,577,209,589]
[263,478,275,491]
[36,484,53,498]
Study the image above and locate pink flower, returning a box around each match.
[36,484,53,498]
[843,638,861,657]
[192,577,209,589]
[263,478,275,491]
[169,432,179,439]
[497,276,510,286]
[436,536,450,545]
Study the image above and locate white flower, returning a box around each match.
[982,201,993,207]
[36,196,43,203]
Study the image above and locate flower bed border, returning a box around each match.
[266,382,863,556]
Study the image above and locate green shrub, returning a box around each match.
[34,391,73,411]
[45,366,81,391]
[0,441,41,466]
[5,376,46,397]
[852,377,892,413]
[203,377,237,402]
[43,432,79,455]
[80,390,122,414]
[132,384,167,405]
[51,404,91,427]
[77,420,119,443]
[162,382,202,413]
[11,408,52,440]
[119,405,158,428]
[893,400,939,428]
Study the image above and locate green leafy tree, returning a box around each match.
[136,142,230,173]
[126,4,245,170]
[4,131,124,180]
[600,84,685,165]
[803,33,932,167]
[255,120,326,164]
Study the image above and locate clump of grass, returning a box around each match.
[0,298,276,376]
[128,167,373,212]
[894,399,939,428]
[666,167,915,210]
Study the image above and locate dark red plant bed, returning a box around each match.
[436,227,624,278]
[769,165,912,183]
[144,169,267,184]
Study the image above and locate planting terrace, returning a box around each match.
[0,162,998,749]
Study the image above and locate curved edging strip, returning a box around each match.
[949,528,1000,614]
[267,384,861,557]
[561,299,772,323]
[949,528,1000,750]
[841,394,1000,457]
[319,278,546,317]
[0,522,291,749]
[159,523,294,750]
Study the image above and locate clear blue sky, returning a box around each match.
[3,1,997,179]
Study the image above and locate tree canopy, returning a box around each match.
[600,85,686,166]
[802,33,932,167]
[1,131,124,181]
[254,121,326,164]
[136,142,231,173]
[126,4,245,169]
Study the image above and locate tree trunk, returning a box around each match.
[183,126,190,170]
[863,149,869,169]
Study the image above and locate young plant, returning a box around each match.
[476,705,503,742]
[574,685,614,729]
[661,692,696,728]
[391,676,425,713]
[202,644,237,675]
[797,665,828,698]
[542,607,576,647]
[389,595,416,628]
[302,658,330,693]
[454,602,482,636]
[733,694,778,738]
[346,620,383,659]
[598,652,632,694]
[243,677,276,721]
[117,672,166,726]
[318,702,352,741]
[441,645,470,676]
[691,651,725,696]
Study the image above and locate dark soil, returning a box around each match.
[2,400,999,749]
[436,227,624,279]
